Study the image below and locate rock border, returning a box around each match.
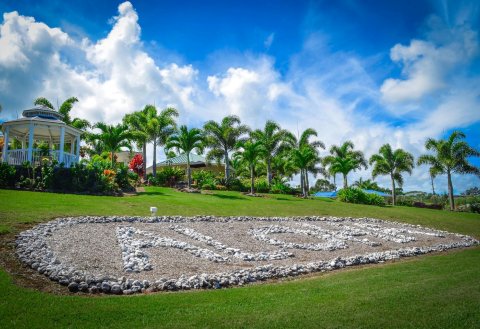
[15,215,479,294]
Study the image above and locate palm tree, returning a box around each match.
[233,140,266,194]
[151,107,179,177]
[92,122,132,167]
[288,128,325,196]
[251,120,295,185]
[203,115,250,181]
[166,125,204,188]
[34,97,90,130]
[369,144,414,205]
[417,131,480,210]
[290,145,320,197]
[323,141,367,189]
[123,108,151,180]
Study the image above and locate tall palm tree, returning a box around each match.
[166,125,204,188]
[417,131,480,210]
[369,144,414,205]
[233,140,266,194]
[123,106,154,180]
[92,122,132,167]
[34,97,90,130]
[251,120,295,185]
[203,115,250,181]
[323,141,367,189]
[290,145,320,197]
[288,128,325,196]
[151,107,179,177]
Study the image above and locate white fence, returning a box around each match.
[4,149,79,167]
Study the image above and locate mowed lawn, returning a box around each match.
[0,187,479,328]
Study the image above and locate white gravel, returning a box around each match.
[15,215,478,294]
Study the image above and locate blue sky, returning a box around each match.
[0,0,479,192]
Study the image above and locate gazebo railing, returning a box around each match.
[5,149,79,167]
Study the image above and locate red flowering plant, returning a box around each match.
[129,154,144,176]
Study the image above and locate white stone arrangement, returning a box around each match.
[15,215,478,295]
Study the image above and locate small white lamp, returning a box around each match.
[150,207,158,216]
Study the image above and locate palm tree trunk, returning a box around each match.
[187,153,191,188]
[250,165,255,194]
[267,158,272,185]
[430,175,436,196]
[152,139,157,178]
[343,173,348,189]
[224,150,230,180]
[142,143,147,181]
[447,169,454,210]
[391,174,396,206]
[300,170,305,197]
[305,170,310,196]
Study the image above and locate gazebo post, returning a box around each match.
[27,122,34,163]
[59,126,65,164]
[2,126,9,163]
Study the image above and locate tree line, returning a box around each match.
[30,97,480,210]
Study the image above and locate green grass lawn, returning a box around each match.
[0,187,479,328]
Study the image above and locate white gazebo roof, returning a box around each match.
[2,106,82,142]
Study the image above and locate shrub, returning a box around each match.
[192,170,216,188]
[149,167,185,187]
[270,179,292,194]
[128,154,144,176]
[202,182,216,190]
[0,162,16,188]
[337,187,385,206]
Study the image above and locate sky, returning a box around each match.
[0,0,479,193]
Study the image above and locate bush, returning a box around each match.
[149,167,185,187]
[192,170,216,188]
[270,180,292,194]
[0,162,16,188]
[337,187,385,206]
[202,182,216,190]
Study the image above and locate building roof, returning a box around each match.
[161,153,207,166]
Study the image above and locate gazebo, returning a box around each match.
[1,106,82,167]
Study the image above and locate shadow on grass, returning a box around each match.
[136,191,168,196]
[273,197,299,201]
[314,198,335,203]
[210,193,249,200]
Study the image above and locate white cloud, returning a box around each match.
[0,2,478,192]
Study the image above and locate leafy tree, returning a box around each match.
[203,115,249,181]
[323,141,367,189]
[369,144,414,205]
[417,131,480,210]
[34,97,91,130]
[166,125,204,188]
[353,178,382,191]
[91,122,132,167]
[311,178,336,192]
[233,140,266,194]
[251,120,294,185]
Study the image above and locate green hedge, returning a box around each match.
[337,187,385,206]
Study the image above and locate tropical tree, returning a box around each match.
[233,140,266,194]
[123,107,152,180]
[323,141,367,189]
[417,131,480,210]
[251,120,295,185]
[203,115,250,181]
[288,128,325,196]
[369,144,414,205]
[166,125,204,188]
[34,97,90,130]
[290,145,320,197]
[91,122,132,167]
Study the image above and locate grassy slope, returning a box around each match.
[0,187,479,328]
